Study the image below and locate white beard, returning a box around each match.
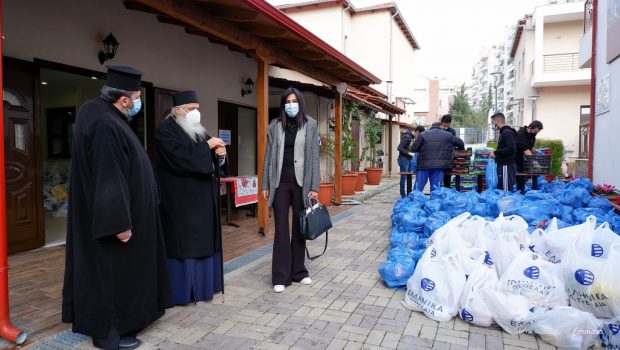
[170,114,207,142]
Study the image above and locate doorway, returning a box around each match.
[217,101,257,176]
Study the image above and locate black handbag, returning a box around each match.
[299,198,332,260]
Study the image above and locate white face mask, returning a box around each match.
[184,109,201,125]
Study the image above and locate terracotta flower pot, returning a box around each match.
[318,183,334,206]
[342,173,358,195]
[365,167,383,185]
[355,172,367,192]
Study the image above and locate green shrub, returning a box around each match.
[535,139,564,176]
[486,141,497,149]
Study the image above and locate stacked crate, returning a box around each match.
[452,149,472,174]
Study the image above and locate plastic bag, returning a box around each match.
[407,190,428,207]
[491,213,529,234]
[471,203,488,217]
[600,319,620,350]
[459,265,499,327]
[485,158,498,190]
[541,181,566,194]
[588,197,614,211]
[556,189,584,209]
[379,258,416,289]
[399,208,428,233]
[387,245,425,262]
[530,217,592,264]
[423,199,442,214]
[529,306,602,349]
[390,228,426,250]
[567,177,595,193]
[423,211,452,237]
[402,254,466,322]
[499,252,568,308]
[524,190,554,201]
[484,289,541,335]
[562,217,618,318]
[487,230,530,276]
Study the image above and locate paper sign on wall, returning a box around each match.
[219,129,232,145]
[596,75,610,115]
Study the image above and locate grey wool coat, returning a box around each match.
[262,116,320,208]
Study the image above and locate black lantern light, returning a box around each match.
[241,78,254,97]
[98,33,119,65]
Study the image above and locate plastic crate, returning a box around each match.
[454,150,472,158]
[523,154,551,174]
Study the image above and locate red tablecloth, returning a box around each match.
[220,175,258,207]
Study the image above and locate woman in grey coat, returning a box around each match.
[262,87,320,293]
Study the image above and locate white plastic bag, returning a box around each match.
[459,264,499,327]
[499,252,568,308]
[592,222,620,259]
[484,289,541,335]
[487,230,530,276]
[458,215,488,244]
[425,212,472,248]
[600,319,620,350]
[528,306,602,349]
[402,254,466,322]
[531,216,594,264]
[491,213,529,234]
[562,217,618,318]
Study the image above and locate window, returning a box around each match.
[3,88,28,111]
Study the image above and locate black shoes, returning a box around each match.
[118,336,141,350]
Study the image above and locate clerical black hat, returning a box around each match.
[105,65,142,91]
[173,91,199,106]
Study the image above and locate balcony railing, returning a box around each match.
[543,53,581,73]
[584,0,593,33]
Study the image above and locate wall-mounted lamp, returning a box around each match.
[98,33,119,65]
[241,78,254,97]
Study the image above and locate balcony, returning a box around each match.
[543,53,580,73]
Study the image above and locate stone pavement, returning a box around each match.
[34,184,561,350]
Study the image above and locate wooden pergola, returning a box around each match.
[124,0,381,234]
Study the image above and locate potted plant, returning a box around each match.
[361,111,384,185]
[594,184,618,203]
[341,101,359,195]
[318,135,335,206]
[354,159,366,192]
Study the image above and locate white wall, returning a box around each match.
[280,5,346,52]
[536,85,589,156]
[592,0,620,187]
[348,10,391,91]
[513,27,538,125]
[4,0,257,134]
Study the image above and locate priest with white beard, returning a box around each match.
[155,91,227,305]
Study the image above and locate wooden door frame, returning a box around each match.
[3,57,45,252]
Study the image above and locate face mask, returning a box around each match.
[185,109,201,125]
[285,102,299,118]
[127,98,142,117]
[490,124,497,131]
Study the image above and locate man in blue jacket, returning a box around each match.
[490,112,517,191]
[411,122,465,193]
[396,126,424,198]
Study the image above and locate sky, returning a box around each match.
[268,0,549,84]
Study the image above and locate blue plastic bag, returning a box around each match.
[485,158,498,190]
[399,208,428,233]
[524,190,554,201]
[587,196,613,211]
[540,181,566,194]
[471,203,489,216]
[572,207,608,224]
[387,245,424,262]
[379,259,416,289]
[424,211,452,236]
[390,229,426,250]
[424,199,442,214]
[567,177,594,193]
[407,190,428,207]
[556,189,582,209]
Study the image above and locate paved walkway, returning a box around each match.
[33,183,561,350]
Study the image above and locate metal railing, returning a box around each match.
[584,0,594,33]
[543,53,581,73]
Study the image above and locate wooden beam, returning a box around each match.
[270,37,309,51]
[240,23,287,39]
[334,91,342,205]
[291,50,326,61]
[133,0,342,86]
[256,58,269,235]
[203,2,258,22]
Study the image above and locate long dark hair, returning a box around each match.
[279,87,306,129]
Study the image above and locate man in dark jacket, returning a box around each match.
[440,114,457,188]
[397,126,424,197]
[411,122,465,193]
[516,120,544,193]
[490,112,518,191]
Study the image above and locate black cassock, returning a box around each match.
[62,98,172,338]
[156,117,226,304]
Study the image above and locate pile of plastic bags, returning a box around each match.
[401,214,620,349]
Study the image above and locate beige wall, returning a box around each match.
[536,85,589,156]
[543,20,584,55]
[280,5,346,52]
[512,27,538,125]
[4,0,257,135]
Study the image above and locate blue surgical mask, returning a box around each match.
[285,102,299,118]
[127,98,142,117]
[490,124,497,131]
